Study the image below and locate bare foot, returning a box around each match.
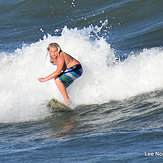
[64,99,72,105]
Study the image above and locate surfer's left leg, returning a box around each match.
[55,78,72,105]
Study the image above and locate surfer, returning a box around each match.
[38,43,83,105]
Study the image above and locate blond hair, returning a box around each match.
[47,43,61,53]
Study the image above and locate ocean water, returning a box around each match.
[0,0,163,162]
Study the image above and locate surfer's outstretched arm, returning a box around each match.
[38,54,64,82]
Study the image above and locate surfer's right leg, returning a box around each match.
[55,78,71,105]
[56,64,83,105]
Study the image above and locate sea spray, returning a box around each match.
[0,26,163,122]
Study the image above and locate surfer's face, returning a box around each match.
[49,47,58,58]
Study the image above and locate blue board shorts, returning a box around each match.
[58,64,83,88]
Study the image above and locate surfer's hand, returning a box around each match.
[38,78,46,82]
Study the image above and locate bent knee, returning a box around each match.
[55,77,61,84]
[54,77,58,82]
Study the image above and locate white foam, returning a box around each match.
[0,26,163,122]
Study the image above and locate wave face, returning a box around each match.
[0,0,163,121]
[0,26,163,122]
